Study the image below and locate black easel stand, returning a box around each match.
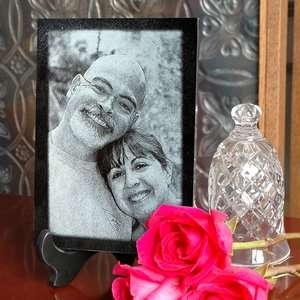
[37,230,136,287]
[37,230,93,287]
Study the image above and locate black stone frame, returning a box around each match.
[35,18,198,254]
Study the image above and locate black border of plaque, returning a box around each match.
[35,18,198,286]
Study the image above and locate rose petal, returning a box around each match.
[112,277,132,300]
[113,262,132,277]
[131,275,182,300]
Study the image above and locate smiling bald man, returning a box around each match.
[48,55,146,240]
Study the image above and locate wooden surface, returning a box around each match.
[0,194,299,299]
[259,0,288,167]
[287,0,300,218]
[0,194,115,300]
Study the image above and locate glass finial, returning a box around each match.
[231,103,261,126]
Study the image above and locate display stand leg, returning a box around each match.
[37,230,93,287]
[37,230,136,287]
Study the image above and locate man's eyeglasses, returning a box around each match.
[79,75,138,119]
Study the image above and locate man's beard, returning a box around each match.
[80,103,114,133]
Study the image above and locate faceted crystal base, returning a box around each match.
[232,240,290,267]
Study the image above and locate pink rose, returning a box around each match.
[182,267,272,300]
[137,205,232,282]
[112,262,183,300]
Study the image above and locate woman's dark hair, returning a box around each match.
[98,129,168,178]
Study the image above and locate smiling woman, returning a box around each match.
[98,129,182,240]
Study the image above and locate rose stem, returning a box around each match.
[232,233,300,250]
[265,264,300,278]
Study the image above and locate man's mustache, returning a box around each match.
[81,103,114,130]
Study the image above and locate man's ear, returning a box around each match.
[66,74,82,98]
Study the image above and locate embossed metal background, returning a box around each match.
[0,0,258,209]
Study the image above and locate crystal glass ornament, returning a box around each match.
[208,103,290,267]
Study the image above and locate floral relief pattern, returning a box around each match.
[0,100,5,119]
[29,0,84,19]
[110,0,147,17]
[0,122,10,140]
[0,80,10,140]
[0,35,6,51]
[9,52,29,76]
[0,165,12,193]
[15,144,31,162]
[199,0,258,61]
[199,91,239,157]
